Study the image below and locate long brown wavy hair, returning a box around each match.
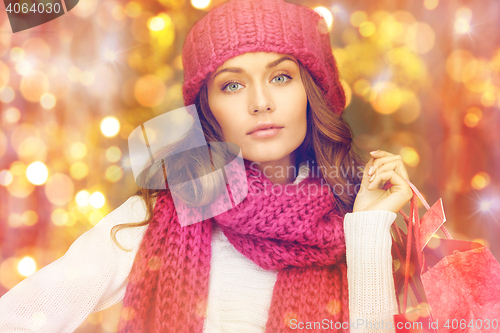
[111,60,365,251]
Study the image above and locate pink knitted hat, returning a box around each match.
[181,0,346,116]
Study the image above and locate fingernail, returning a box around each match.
[370,150,378,155]
[368,181,374,189]
[369,173,375,182]
[368,166,374,175]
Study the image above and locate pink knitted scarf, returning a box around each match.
[118,161,350,332]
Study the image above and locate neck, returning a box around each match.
[248,154,298,185]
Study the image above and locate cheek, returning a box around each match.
[288,88,308,130]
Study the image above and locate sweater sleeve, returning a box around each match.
[344,210,399,333]
[0,195,149,333]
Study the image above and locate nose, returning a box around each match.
[248,83,275,114]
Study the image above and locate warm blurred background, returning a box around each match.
[0,0,499,331]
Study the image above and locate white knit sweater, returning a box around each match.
[0,165,399,333]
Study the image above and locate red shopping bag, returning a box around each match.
[390,180,500,333]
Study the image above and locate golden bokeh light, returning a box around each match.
[0,131,7,159]
[90,191,106,209]
[400,146,420,167]
[18,256,37,277]
[89,210,104,226]
[10,161,26,175]
[18,137,47,160]
[11,123,40,153]
[353,79,371,96]
[51,208,69,226]
[7,175,35,198]
[359,21,376,37]
[112,4,126,21]
[70,142,88,159]
[377,18,403,43]
[20,72,50,102]
[371,82,402,114]
[125,1,141,18]
[68,66,82,82]
[462,59,490,93]
[26,161,49,185]
[471,172,490,190]
[22,210,38,226]
[0,257,24,289]
[393,90,421,124]
[464,113,480,127]
[134,74,167,107]
[0,86,15,103]
[8,213,23,228]
[481,91,496,107]
[70,162,89,180]
[45,173,75,206]
[424,0,438,10]
[148,16,166,31]
[80,71,95,86]
[71,0,98,18]
[101,116,121,138]
[15,59,34,76]
[445,49,474,82]
[40,93,56,110]
[0,170,14,186]
[191,0,210,10]
[106,146,122,163]
[76,190,91,207]
[314,7,333,32]
[464,107,482,128]
[0,60,10,87]
[9,47,25,62]
[454,17,470,34]
[3,107,21,123]
[104,49,116,62]
[105,165,123,182]
[350,11,368,27]
[340,80,352,108]
[456,7,472,20]
[87,312,104,325]
[405,22,435,54]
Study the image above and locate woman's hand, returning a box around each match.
[353,150,413,214]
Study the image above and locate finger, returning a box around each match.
[360,157,375,189]
[366,170,413,213]
[360,158,374,190]
[368,170,413,201]
[368,155,402,174]
[369,159,409,181]
[369,150,394,159]
[369,155,409,180]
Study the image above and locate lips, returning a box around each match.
[247,122,284,135]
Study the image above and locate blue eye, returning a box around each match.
[272,74,291,84]
[221,74,292,94]
[222,82,243,93]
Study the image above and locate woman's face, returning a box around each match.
[206,52,308,168]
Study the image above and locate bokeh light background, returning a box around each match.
[1,0,500,331]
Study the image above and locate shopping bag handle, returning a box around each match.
[399,179,453,241]
[394,179,453,314]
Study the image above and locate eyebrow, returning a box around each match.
[211,56,298,81]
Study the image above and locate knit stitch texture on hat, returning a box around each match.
[182,0,346,116]
[117,159,350,332]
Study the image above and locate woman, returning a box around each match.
[0,0,413,332]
